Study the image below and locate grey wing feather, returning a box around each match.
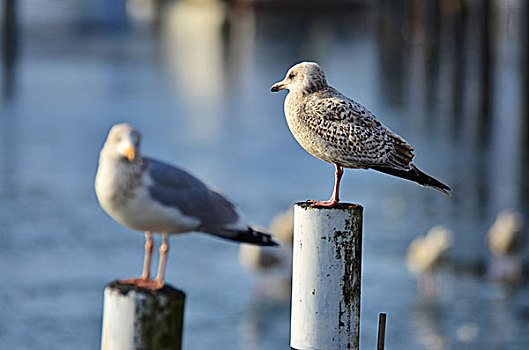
[147,158,209,192]
[145,158,239,228]
[305,91,415,169]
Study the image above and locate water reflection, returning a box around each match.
[412,302,447,350]
[489,299,520,346]
[239,298,290,350]
[162,1,229,140]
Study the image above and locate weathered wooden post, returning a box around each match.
[101,281,185,350]
[377,313,387,350]
[290,202,363,350]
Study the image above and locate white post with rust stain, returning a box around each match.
[101,282,185,350]
[290,202,363,350]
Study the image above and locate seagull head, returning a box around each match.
[271,62,328,95]
[102,123,142,163]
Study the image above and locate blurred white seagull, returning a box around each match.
[487,209,525,287]
[271,62,451,207]
[407,226,453,297]
[95,123,278,289]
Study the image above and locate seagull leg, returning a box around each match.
[141,232,154,280]
[118,232,155,286]
[133,233,169,290]
[332,165,344,202]
[310,165,343,208]
[154,233,170,289]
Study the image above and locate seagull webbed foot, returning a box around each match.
[117,277,165,290]
[307,199,340,208]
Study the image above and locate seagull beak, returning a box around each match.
[270,82,286,92]
[124,145,136,162]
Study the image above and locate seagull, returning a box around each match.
[407,226,453,297]
[95,123,278,289]
[487,209,525,288]
[271,62,451,207]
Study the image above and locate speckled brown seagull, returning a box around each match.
[95,123,278,289]
[271,62,451,207]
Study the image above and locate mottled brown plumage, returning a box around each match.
[271,62,450,206]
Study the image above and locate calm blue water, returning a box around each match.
[1,1,529,349]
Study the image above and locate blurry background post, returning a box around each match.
[2,0,17,100]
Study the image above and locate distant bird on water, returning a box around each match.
[271,62,451,207]
[407,226,453,297]
[487,209,525,288]
[95,123,278,290]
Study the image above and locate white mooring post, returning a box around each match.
[101,282,185,350]
[291,202,363,350]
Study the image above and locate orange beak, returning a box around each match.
[124,146,136,161]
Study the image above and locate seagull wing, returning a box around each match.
[145,157,239,228]
[145,158,278,246]
[304,91,415,170]
[304,91,450,194]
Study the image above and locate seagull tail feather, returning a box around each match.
[207,228,280,247]
[370,164,451,195]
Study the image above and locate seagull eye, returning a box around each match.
[288,73,296,80]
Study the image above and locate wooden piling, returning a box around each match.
[290,202,363,350]
[451,0,467,129]
[377,313,387,350]
[101,281,185,350]
[478,0,494,145]
[2,0,16,62]
[425,0,441,111]
[522,1,529,201]
[2,0,17,101]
